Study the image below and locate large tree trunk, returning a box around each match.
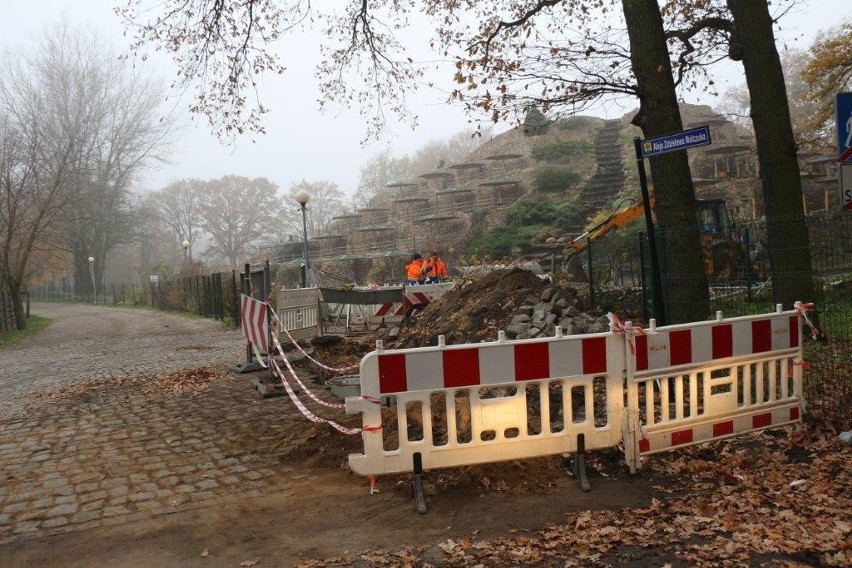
[622,0,710,324]
[726,0,816,310]
[7,280,27,331]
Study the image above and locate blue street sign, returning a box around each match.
[641,125,712,158]
[837,92,852,163]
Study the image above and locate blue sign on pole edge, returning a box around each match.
[640,125,712,158]
[837,92,852,163]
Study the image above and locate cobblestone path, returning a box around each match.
[0,303,305,546]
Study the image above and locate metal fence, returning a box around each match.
[582,210,851,425]
[30,271,241,326]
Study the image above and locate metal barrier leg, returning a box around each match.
[571,434,591,492]
[412,452,428,514]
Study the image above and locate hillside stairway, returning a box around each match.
[580,120,626,213]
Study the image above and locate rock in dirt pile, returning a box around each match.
[389,267,615,348]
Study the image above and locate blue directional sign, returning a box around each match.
[837,92,852,163]
[641,125,712,158]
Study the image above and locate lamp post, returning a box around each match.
[295,189,311,288]
[88,256,96,304]
[182,239,190,264]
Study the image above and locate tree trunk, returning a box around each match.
[8,280,27,331]
[726,0,816,310]
[622,0,710,324]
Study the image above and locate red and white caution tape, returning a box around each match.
[268,305,359,375]
[264,312,382,435]
[271,331,344,410]
[251,344,268,369]
[793,301,820,341]
[607,312,650,353]
[268,348,381,435]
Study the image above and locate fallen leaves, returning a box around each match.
[296,424,851,567]
[29,366,222,402]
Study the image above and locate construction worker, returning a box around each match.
[406,253,425,285]
[421,250,447,284]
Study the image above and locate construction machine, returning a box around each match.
[565,197,748,281]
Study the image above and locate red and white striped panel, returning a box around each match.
[240,294,269,354]
[637,404,802,455]
[373,302,405,318]
[634,314,799,372]
[373,334,618,394]
[372,284,453,318]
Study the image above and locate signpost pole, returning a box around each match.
[633,137,666,325]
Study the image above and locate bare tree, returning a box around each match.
[286,180,347,236]
[0,118,76,328]
[354,149,413,209]
[199,175,280,266]
[151,179,205,261]
[3,21,176,299]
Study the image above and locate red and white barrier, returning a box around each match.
[240,294,269,354]
[621,305,804,473]
[632,313,799,372]
[243,293,809,482]
[345,329,625,477]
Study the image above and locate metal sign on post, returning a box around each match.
[841,164,852,211]
[836,92,852,163]
[640,125,712,158]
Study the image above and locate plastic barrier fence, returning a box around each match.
[276,287,321,340]
[346,305,806,478]
[621,306,804,472]
[345,329,625,476]
[240,294,269,353]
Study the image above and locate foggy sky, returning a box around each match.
[1,0,848,200]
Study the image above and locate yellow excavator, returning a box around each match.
[565,197,746,280]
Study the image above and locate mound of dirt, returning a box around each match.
[389,267,605,349]
[392,268,551,348]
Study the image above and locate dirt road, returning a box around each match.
[0,304,649,567]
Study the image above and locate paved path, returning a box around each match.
[0,303,243,419]
[0,303,304,546]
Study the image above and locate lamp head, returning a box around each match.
[88,256,95,263]
[182,240,190,250]
[295,189,310,205]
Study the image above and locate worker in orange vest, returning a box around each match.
[406,253,425,285]
[421,250,447,284]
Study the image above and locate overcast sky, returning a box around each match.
[2,1,849,200]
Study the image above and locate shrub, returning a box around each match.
[530,139,591,162]
[534,167,581,193]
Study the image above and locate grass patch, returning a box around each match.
[0,315,50,348]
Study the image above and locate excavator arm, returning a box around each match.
[565,197,656,259]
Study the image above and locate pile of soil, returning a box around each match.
[392,267,553,348]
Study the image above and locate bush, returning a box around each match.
[530,139,591,162]
[534,167,581,193]
[464,198,584,257]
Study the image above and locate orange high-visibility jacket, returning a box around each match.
[422,258,447,279]
[406,259,424,280]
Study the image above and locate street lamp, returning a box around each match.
[294,189,311,288]
[182,239,190,263]
[88,256,96,304]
